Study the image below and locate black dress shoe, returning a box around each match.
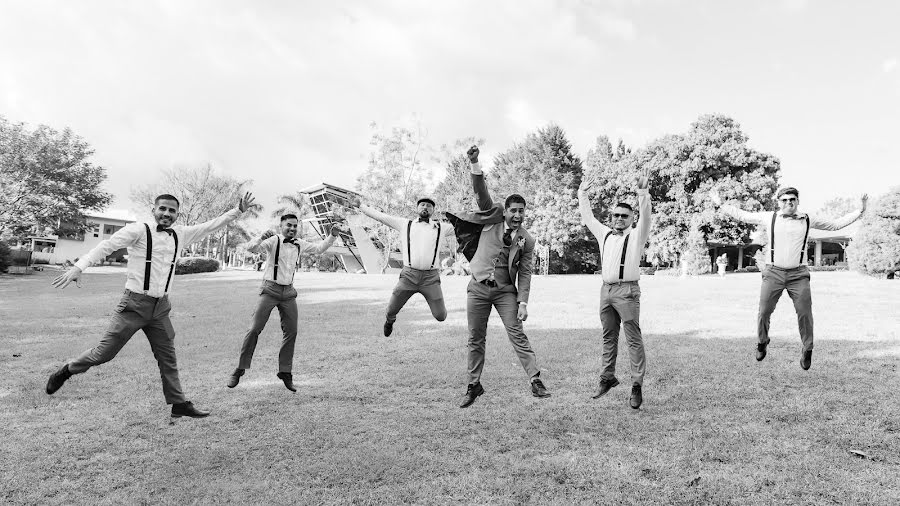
[531,378,551,398]
[276,372,297,392]
[171,401,210,418]
[591,377,619,399]
[800,350,812,370]
[630,384,643,409]
[383,320,394,337]
[459,382,484,408]
[756,342,768,361]
[226,368,244,388]
[46,364,72,395]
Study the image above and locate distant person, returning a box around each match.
[347,194,454,336]
[717,253,728,277]
[577,168,652,409]
[226,215,341,392]
[446,145,549,408]
[48,192,256,418]
[710,186,867,370]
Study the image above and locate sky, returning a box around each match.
[1,0,898,223]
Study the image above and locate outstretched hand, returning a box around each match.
[860,193,869,212]
[329,224,347,237]
[260,230,275,241]
[347,195,362,209]
[238,192,256,213]
[636,167,650,190]
[466,145,480,164]
[579,172,598,194]
[52,266,83,289]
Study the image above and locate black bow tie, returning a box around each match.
[418,217,430,223]
[156,225,173,235]
[283,238,296,245]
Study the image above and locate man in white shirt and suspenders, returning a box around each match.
[710,186,867,370]
[577,168,652,409]
[347,195,454,337]
[226,214,340,392]
[48,192,255,418]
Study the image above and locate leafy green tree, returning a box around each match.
[816,196,858,220]
[0,116,113,239]
[487,124,583,272]
[848,187,900,277]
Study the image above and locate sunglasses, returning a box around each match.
[780,198,797,203]
[612,213,632,219]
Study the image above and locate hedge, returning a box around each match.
[174,257,220,275]
[0,241,10,273]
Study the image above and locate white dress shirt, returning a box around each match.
[247,233,336,285]
[719,206,862,269]
[359,206,454,270]
[579,189,652,283]
[74,209,242,297]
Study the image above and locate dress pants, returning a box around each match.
[67,290,186,404]
[758,265,814,351]
[238,281,299,373]
[599,281,646,386]
[385,267,447,323]
[465,278,539,385]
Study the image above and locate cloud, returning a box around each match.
[882,58,898,74]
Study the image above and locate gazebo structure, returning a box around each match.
[299,182,385,274]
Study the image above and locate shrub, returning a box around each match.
[847,187,900,278]
[735,265,760,273]
[807,265,849,272]
[680,225,712,276]
[174,256,220,275]
[0,241,11,273]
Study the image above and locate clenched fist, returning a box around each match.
[467,145,479,164]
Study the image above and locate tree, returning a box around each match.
[848,187,900,278]
[355,121,432,272]
[488,124,584,273]
[584,115,781,270]
[130,164,260,261]
[432,137,484,214]
[0,116,113,239]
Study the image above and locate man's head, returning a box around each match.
[416,197,436,221]
[280,214,299,238]
[610,202,635,231]
[776,187,800,216]
[504,194,527,230]
[152,194,180,227]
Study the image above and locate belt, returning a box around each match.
[124,289,165,300]
[478,278,498,287]
[767,265,807,271]
[603,280,638,285]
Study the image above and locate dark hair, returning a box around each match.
[504,194,527,209]
[154,194,180,207]
[280,214,299,222]
[777,187,799,199]
[614,202,634,212]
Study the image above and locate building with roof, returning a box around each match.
[25,210,137,265]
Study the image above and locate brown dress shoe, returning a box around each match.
[591,377,619,399]
[459,382,484,408]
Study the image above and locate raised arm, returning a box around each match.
[467,146,495,211]
[635,167,652,244]
[297,224,341,255]
[709,187,765,225]
[180,192,255,245]
[53,223,143,288]
[576,172,611,240]
[246,231,276,253]
[809,194,868,231]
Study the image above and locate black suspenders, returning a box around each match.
[770,213,811,264]
[406,221,443,269]
[602,230,629,280]
[273,238,280,281]
[143,224,179,294]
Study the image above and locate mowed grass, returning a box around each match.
[1,268,899,505]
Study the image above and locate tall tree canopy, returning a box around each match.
[848,187,900,277]
[0,116,113,239]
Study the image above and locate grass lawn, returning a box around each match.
[1,268,899,505]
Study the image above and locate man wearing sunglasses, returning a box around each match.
[577,167,652,409]
[710,186,867,370]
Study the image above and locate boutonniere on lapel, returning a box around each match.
[516,237,526,248]
[432,221,440,230]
